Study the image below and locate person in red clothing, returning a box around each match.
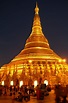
[36,85,41,100]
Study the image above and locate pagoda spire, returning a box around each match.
[31,2,43,35]
[35,2,39,14]
[25,2,49,49]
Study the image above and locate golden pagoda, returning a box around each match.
[0,3,68,87]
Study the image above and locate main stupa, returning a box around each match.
[0,3,68,87]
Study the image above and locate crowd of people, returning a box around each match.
[1,84,68,103]
[0,84,51,102]
[0,85,32,102]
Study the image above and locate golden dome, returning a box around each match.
[11,3,62,62]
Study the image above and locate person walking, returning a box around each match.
[36,85,41,100]
[55,85,61,103]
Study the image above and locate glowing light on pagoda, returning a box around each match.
[63,59,66,62]
[1,81,4,86]
[44,80,48,86]
[19,81,23,87]
[29,60,32,63]
[59,59,62,62]
[34,80,38,88]
[10,81,13,86]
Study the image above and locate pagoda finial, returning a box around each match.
[31,2,43,35]
[35,2,39,14]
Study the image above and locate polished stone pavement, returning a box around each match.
[0,90,56,103]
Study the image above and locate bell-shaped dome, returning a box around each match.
[11,3,62,62]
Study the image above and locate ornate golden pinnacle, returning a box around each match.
[35,2,39,14]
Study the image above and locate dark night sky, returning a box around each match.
[0,0,68,67]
